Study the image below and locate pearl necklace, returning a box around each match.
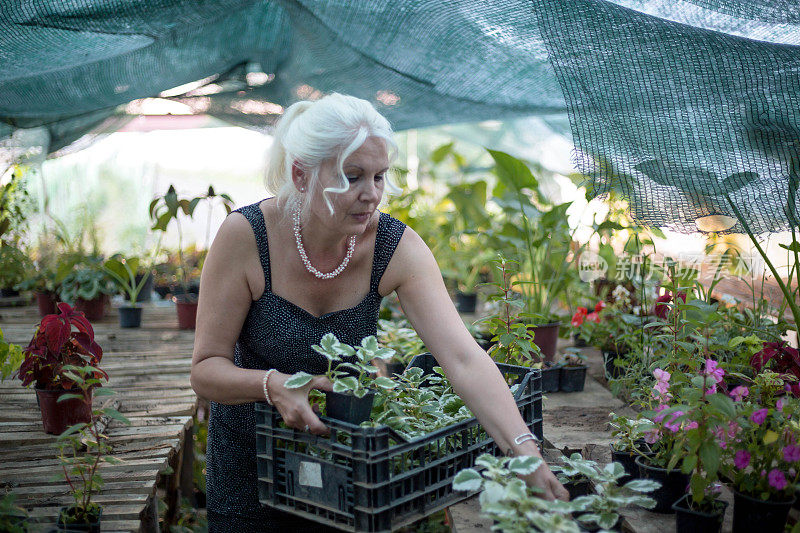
[292,202,356,280]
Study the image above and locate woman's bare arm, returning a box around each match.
[385,227,568,500]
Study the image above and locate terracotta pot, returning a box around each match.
[35,387,92,434]
[74,296,106,322]
[175,299,198,329]
[531,322,560,362]
[35,291,59,317]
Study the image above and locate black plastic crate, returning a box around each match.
[255,353,543,532]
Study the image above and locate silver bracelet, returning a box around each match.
[506,432,540,457]
[263,369,277,406]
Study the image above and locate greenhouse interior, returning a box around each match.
[1,1,799,532]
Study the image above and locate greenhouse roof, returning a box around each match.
[1,0,799,233]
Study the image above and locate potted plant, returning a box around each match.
[16,303,107,434]
[376,318,426,376]
[58,262,115,322]
[0,165,33,297]
[285,333,398,424]
[608,412,655,485]
[723,371,800,533]
[102,255,151,328]
[486,150,590,361]
[665,358,734,532]
[636,367,691,513]
[480,256,560,392]
[53,364,130,532]
[551,453,660,531]
[559,350,588,393]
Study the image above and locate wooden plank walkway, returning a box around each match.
[0,301,197,533]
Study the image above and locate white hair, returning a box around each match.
[263,93,401,218]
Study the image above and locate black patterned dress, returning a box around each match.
[205,199,406,531]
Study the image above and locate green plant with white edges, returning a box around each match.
[608,412,653,453]
[368,365,473,440]
[377,318,426,366]
[285,333,398,398]
[551,453,659,531]
[0,326,23,381]
[453,453,585,533]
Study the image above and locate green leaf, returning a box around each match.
[452,468,483,491]
[507,455,543,475]
[284,372,315,389]
[699,442,720,475]
[372,376,397,389]
[623,479,661,493]
[56,393,85,403]
[707,393,736,419]
[102,407,131,425]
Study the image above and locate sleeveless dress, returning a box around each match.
[205,200,406,530]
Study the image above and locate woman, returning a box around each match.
[191,93,568,532]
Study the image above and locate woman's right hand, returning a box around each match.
[268,372,333,436]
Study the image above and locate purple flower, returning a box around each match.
[644,427,661,444]
[653,403,669,423]
[729,386,749,402]
[750,408,768,425]
[776,398,785,412]
[704,359,725,384]
[783,445,800,463]
[734,450,751,469]
[684,420,699,430]
[768,469,787,490]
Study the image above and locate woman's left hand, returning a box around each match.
[521,463,569,501]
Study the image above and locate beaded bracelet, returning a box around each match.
[263,369,277,406]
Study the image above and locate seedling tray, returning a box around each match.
[255,353,543,532]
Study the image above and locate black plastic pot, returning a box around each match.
[325,390,375,425]
[673,494,727,533]
[0,287,20,298]
[732,489,796,533]
[559,365,587,392]
[57,505,101,532]
[455,292,478,313]
[635,456,689,513]
[572,333,587,347]
[611,446,654,486]
[564,478,592,500]
[154,284,171,299]
[540,363,561,393]
[118,306,142,328]
[384,361,406,377]
[128,273,153,303]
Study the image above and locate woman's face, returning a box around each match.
[310,136,389,235]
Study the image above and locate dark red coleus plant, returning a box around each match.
[751,341,800,397]
[17,302,106,390]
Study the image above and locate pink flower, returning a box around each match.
[684,421,699,430]
[585,312,600,323]
[783,445,800,463]
[664,411,684,433]
[768,469,787,490]
[654,404,669,423]
[734,450,750,469]
[777,398,785,412]
[712,426,728,449]
[644,428,661,444]
[653,368,671,383]
[750,408,768,425]
[704,359,725,384]
[729,386,749,402]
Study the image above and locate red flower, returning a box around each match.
[586,312,601,323]
[651,291,686,320]
[571,307,588,327]
[594,301,606,313]
[751,341,800,397]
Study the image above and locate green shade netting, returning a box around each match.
[1,1,799,234]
